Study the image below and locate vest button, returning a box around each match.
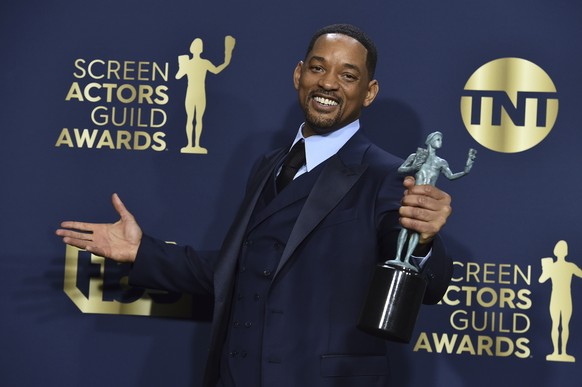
[263,270,272,278]
[267,355,281,363]
[244,321,252,328]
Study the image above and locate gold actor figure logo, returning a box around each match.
[539,240,582,362]
[176,35,236,154]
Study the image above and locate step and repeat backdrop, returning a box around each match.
[1,0,581,386]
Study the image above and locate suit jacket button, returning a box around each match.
[263,270,271,278]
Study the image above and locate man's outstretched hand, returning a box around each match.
[56,193,142,263]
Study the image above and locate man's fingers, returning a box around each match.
[401,187,451,212]
[399,216,441,235]
[59,221,94,233]
[407,184,451,201]
[400,201,452,223]
[61,229,94,241]
[399,178,453,242]
[403,176,416,187]
[61,235,90,249]
[112,193,133,221]
[60,236,106,257]
[112,193,125,214]
[401,194,439,211]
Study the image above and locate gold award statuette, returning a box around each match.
[358,131,476,342]
[177,35,236,154]
[539,241,582,362]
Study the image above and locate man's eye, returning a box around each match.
[310,66,323,72]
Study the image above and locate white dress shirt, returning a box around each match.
[287,119,360,179]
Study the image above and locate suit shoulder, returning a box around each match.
[363,143,404,174]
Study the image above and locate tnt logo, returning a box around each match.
[460,58,558,153]
[63,245,193,317]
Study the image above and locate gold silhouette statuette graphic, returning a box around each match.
[176,35,236,154]
[539,240,582,362]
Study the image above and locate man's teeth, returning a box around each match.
[314,96,338,106]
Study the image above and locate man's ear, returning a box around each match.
[363,79,379,107]
[293,61,303,90]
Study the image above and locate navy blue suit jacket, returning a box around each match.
[130,130,452,387]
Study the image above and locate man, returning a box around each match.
[57,24,454,387]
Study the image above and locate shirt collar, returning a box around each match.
[290,120,360,173]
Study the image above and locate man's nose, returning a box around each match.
[318,71,339,90]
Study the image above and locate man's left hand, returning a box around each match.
[399,176,452,245]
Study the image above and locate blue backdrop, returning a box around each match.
[1,0,581,386]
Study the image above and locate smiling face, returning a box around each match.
[293,33,379,137]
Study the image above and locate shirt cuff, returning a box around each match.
[411,248,432,270]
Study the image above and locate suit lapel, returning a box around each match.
[248,166,319,231]
[273,147,369,280]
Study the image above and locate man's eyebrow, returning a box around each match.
[342,62,361,73]
[308,55,326,63]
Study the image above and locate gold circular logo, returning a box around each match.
[460,58,558,153]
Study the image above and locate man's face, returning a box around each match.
[293,33,379,137]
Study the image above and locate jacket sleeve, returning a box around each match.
[128,233,218,296]
[418,236,453,305]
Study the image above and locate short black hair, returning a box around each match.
[305,24,378,80]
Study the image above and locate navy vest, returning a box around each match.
[219,164,323,386]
